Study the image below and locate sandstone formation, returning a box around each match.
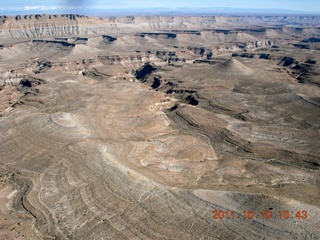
[0,14,319,239]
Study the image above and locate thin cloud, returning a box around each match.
[0,5,83,12]
[23,6,61,11]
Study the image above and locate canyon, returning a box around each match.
[0,14,320,239]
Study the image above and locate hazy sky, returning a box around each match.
[1,0,319,14]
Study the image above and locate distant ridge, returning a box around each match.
[0,14,319,39]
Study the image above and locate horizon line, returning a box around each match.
[1,6,320,16]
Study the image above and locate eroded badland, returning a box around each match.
[0,14,320,239]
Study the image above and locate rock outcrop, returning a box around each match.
[0,13,319,239]
[1,14,320,38]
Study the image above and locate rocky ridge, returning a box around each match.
[1,14,320,38]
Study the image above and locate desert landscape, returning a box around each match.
[0,14,319,239]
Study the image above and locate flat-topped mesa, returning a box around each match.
[0,14,320,39]
[0,15,219,38]
[0,14,100,38]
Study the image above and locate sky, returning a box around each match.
[1,0,319,16]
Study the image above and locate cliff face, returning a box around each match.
[0,14,98,38]
[1,14,320,38]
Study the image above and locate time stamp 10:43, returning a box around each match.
[212,210,308,220]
